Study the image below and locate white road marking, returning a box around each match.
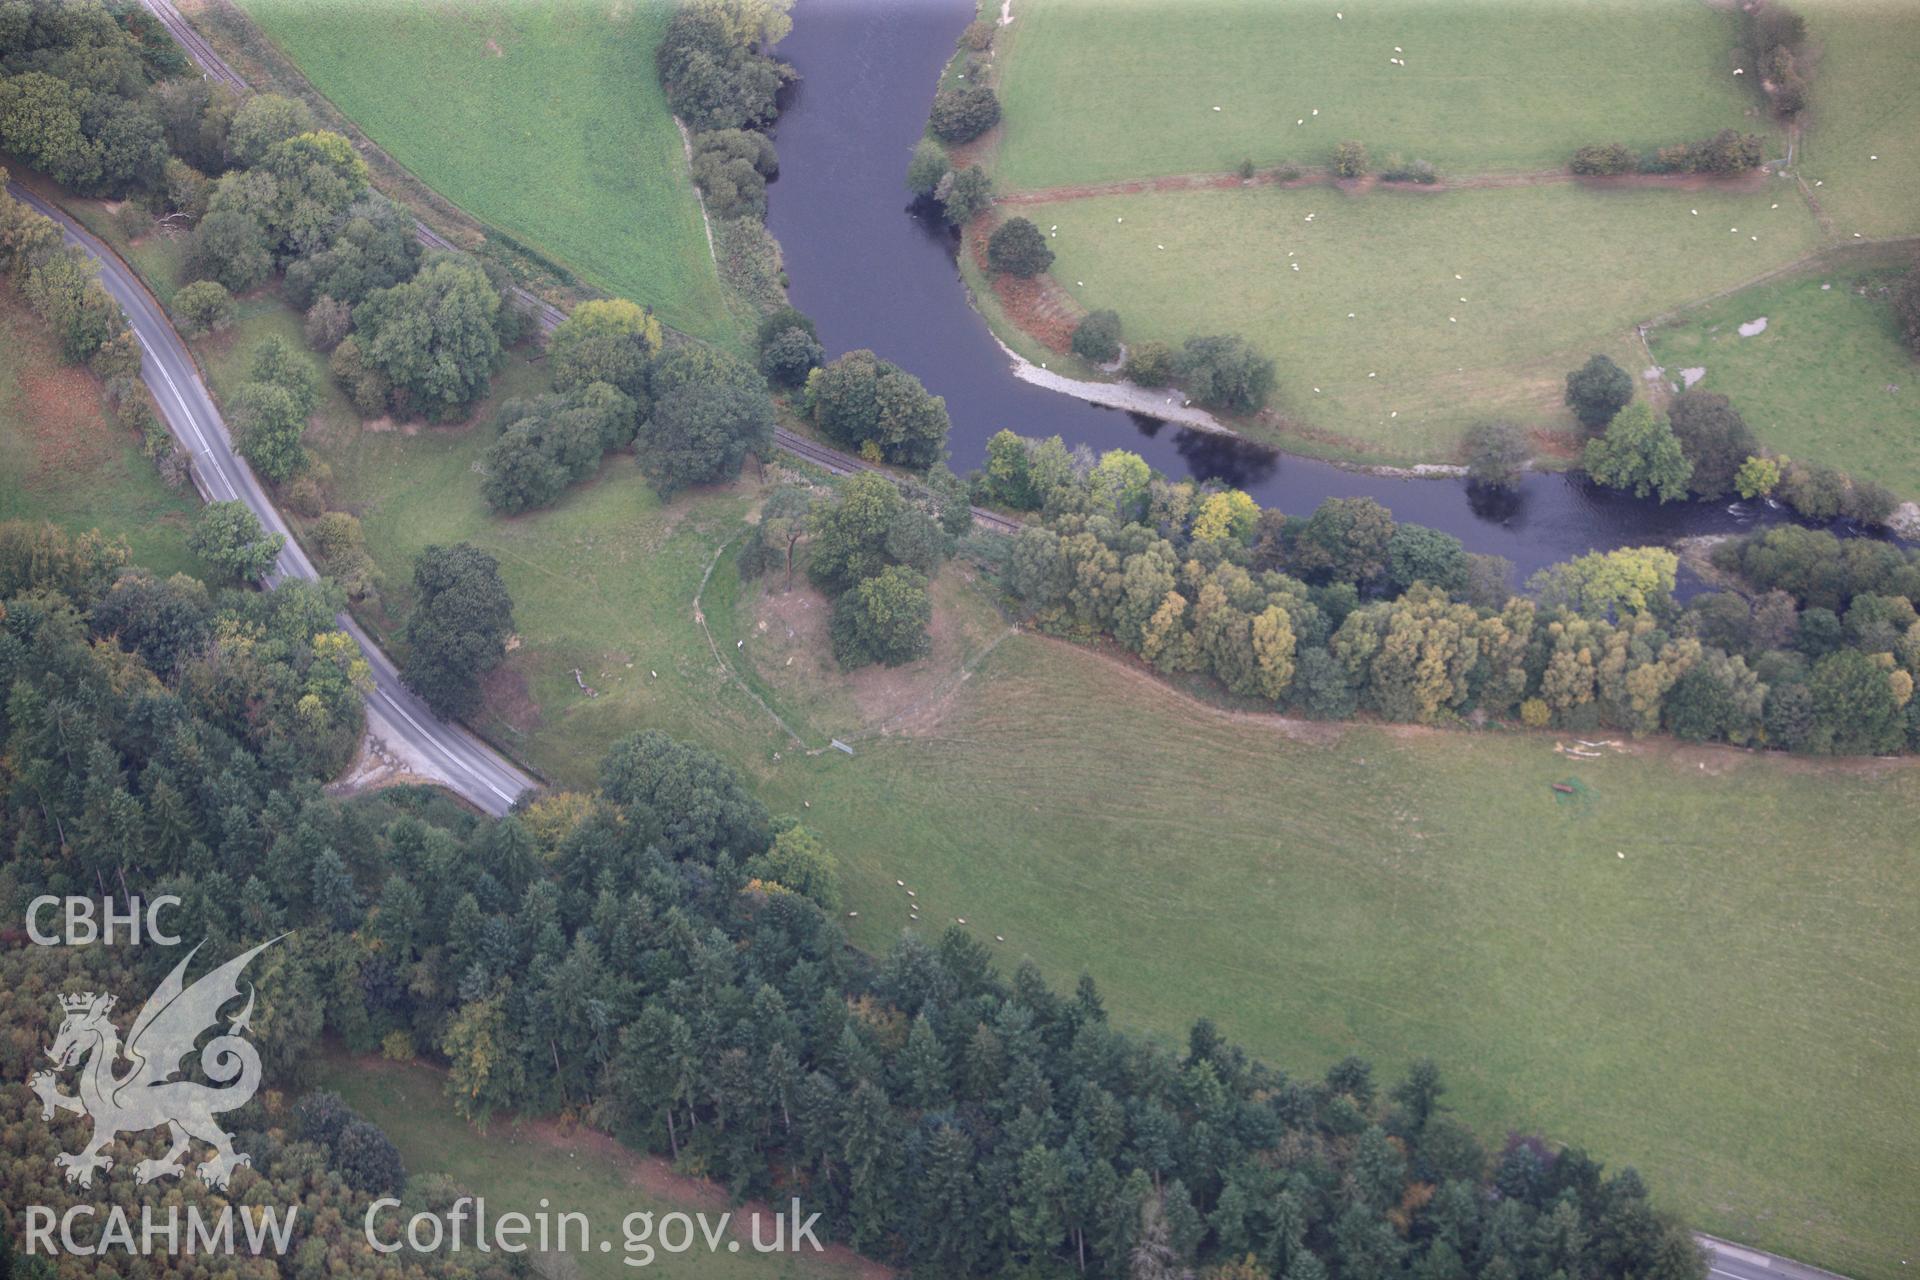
[21,186,529,815]
[379,689,516,804]
[136,336,238,501]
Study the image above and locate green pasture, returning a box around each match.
[749,633,1919,1280]
[303,364,777,776]
[1016,181,1820,460]
[230,0,737,345]
[990,0,1771,190]
[1647,251,1920,495]
[1794,0,1920,241]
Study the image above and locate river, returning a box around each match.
[765,0,1820,582]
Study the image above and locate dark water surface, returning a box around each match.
[764,0,1849,582]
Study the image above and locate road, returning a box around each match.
[1696,1235,1858,1280]
[54,8,1877,1279]
[9,181,536,817]
[134,0,1021,535]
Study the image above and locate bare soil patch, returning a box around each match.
[967,214,1081,352]
[748,567,1011,739]
[480,658,543,735]
[324,729,441,800]
[0,283,118,477]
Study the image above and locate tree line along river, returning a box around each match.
[760,0,1901,585]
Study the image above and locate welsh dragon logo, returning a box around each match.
[28,938,280,1190]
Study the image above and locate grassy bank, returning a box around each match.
[229,0,737,346]
[0,280,201,575]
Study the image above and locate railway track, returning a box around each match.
[136,0,1017,534]
[772,429,1023,533]
[138,0,570,333]
[142,0,245,90]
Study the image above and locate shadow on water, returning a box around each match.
[764,0,1901,586]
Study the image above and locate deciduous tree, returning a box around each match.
[636,343,773,494]
[928,85,1000,143]
[353,257,503,419]
[174,279,234,336]
[1583,403,1691,502]
[1178,334,1274,413]
[988,216,1054,278]
[189,500,284,582]
[400,542,514,718]
[1666,390,1756,499]
[1563,354,1634,433]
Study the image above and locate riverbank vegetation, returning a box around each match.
[985,434,1917,755]
[802,348,952,469]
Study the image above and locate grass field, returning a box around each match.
[229,0,737,346]
[314,1056,860,1280]
[296,442,1920,1279]
[1793,0,1920,241]
[304,370,780,773]
[283,356,1920,1274]
[740,634,1919,1280]
[1016,181,1820,459]
[0,281,202,575]
[982,0,1920,476]
[990,0,1770,190]
[1647,251,1920,495]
